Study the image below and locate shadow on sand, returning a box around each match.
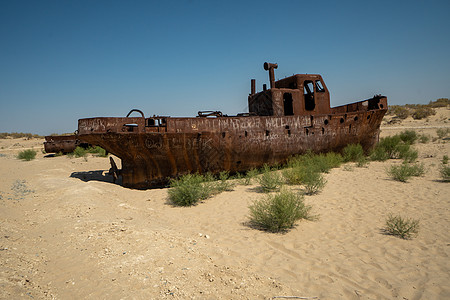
[70,170,122,185]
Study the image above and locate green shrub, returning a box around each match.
[343,144,365,163]
[370,145,390,161]
[398,130,418,144]
[287,151,342,174]
[356,156,369,167]
[387,163,425,182]
[418,134,430,143]
[399,148,418,163]
[324,152,344,169]
[411,106,435,120]
[440,163,450,182]
[282,166,306,185]
[428,98,449,108]
[396,144,418,163]
[215,171,235,192]
[371,135,417,162]
[242,168,259,185]
[69,146,87,158]
[436,128,450,139]
[168,174,213,206]
[0,132,44,139]
[389,106,409,119]
[248,189,313,232]
[377,135,402,158]
[258,165,283,192]
[302,169,326,195]
[87,146,108,157]
[310,152,343,173]
[17,149,37,161]
[384,214,419,239]
[443,155,449,165]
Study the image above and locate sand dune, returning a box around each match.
[0,107,449,299]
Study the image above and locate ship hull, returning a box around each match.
[78,108,386,189]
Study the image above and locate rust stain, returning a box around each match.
[77,62,388,189]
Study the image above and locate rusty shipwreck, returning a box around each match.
[77,62,387,189]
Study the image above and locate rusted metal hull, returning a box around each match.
[77,62,388,189]
[78,102,386,189]
[44,135,87,154]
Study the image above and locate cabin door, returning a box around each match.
[314,79,327,110]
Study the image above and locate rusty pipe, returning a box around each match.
[263,62,278,89]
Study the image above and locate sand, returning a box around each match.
[1,107,449,299]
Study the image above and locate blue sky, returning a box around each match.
[1,0,449,135]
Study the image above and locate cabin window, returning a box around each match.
[283,93,294,116]
[315,80,325,92]
[304,81,315,111]
[146,118,166,127]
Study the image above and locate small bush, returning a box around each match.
[302,169,326,195]
[215,171,235,192]
[68,146,87,158]
[243,168,259,185]
[0,132,44,139]
[428,98,449,108]
[384,214,419,239]
[411,106,435,120]
[376,135,402,158]
[343,144,365,163]
[399,147,418,163]
[323,152,344,169]
[395,144,418,163]
[309,152,343,173]
[371,135,417,162]
[258,165,283,192]
[287,151,342,174]
[398,130,418,144]
[440,163,450,182]
[418,134,430,143]
[17,149,37,161]
[168,174,213,206]
[389,106,409,119]
[443,155,449,165]
[436,128,450,139]
[87,146,108,157]
[282,166,306,185]
[370,145,390,161]
[387,163,425,182]
[248,189,313,232]
[356,156,370,167]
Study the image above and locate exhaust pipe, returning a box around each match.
[263,62,278,89]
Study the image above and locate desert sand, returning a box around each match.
[1,108,449,299]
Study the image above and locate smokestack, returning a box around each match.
[251,79,256,95]
[263,62,278,89]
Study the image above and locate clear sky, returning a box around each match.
[1,0,449,135]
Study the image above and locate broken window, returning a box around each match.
[304,81,315,111]
[283,93,294,116]
[146,118,166,127]
[315,80,325,92]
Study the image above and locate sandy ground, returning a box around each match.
[0,108,449,299]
